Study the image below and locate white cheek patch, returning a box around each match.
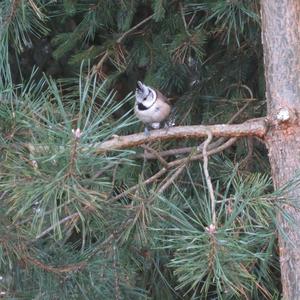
[136,95,143,103]
[142,88,156,108]
[151,89,157,101]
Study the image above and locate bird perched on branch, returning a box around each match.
[134,81,173,135]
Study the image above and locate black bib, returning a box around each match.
[137,103,148,111]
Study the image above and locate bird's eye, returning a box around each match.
[143,97,147,101]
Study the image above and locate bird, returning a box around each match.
[134,81,172,135]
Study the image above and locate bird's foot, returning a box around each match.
[144,127,151,136]
[164,123,170,133]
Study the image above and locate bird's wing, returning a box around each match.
[155,89,171,105]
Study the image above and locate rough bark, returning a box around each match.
[261,1,300,299]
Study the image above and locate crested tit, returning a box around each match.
[135,81,172,135]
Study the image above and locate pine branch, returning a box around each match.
[93,13,154,75]
[93,118,266,153]
[25,118,266,155]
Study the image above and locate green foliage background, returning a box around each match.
[0,0,286,299]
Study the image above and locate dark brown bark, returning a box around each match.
[261,1,300,299]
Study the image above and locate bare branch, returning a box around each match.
[202,129,217,226]
[93,118,266,153]
[25,119,263,156]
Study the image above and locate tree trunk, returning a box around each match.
[261,1,300,299]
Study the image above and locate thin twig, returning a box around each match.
[136,145,194,159]
[141,144,169,167]
[153,164,186,196]
[111,163,120,192]
[180,3,191,37]
[227,99,255,124]
[187,11,197,27]
[110,168,168,202]
[117,14,154,43]
[92,161,122,180]
[239,137,254,170]
[92,51,109,76]
[136,137,225,160]
[25,255,86,274]
[113,244,121,300]
[34,212,79,240]
[202,129,217,226]
[93,13,154,75]
[110,138,237,202]
[183,138,237,165]
[225,84,254,103]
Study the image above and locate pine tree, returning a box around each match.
[0,0,291,299]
